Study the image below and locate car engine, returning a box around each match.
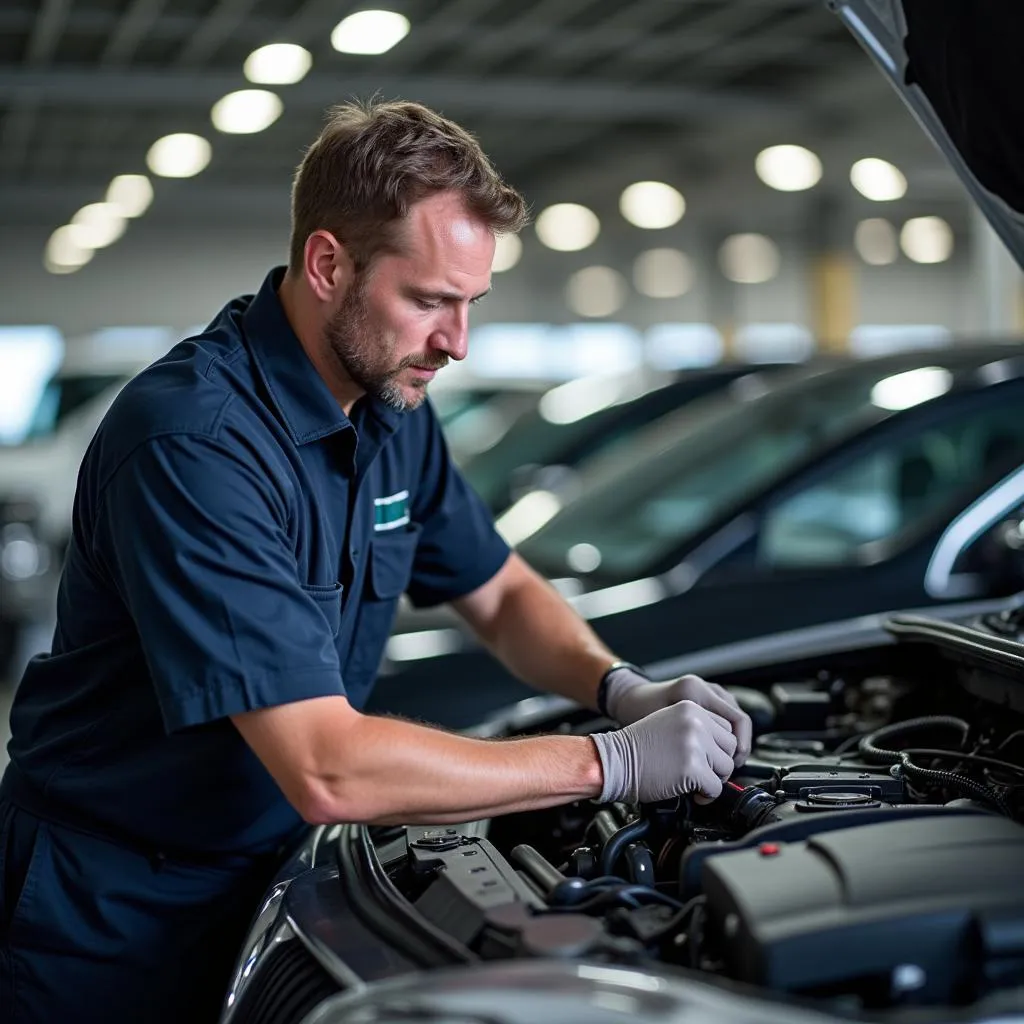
[379,610,1024,1014]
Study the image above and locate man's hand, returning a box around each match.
[604,669,752,767]
[591,700,738,804]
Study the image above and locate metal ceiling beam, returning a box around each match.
[0,65,793,120]
[100,0,168,65]
[175,0,261,65]
[0,0,72,175]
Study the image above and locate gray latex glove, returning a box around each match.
[590,700,738,804]
[604,668,752,767]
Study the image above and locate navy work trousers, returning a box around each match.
[0,800,276,1023]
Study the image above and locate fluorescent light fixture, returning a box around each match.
[385,628,463,662]
[633,248,693,298]
[900,216,953,264]
[539,374,629,425]
[244,43,312,84]
[331,10,410,54]
[535,203,600,251]
[619,181,685,229]
[850,157,907,201]
[854,217,898,265]
[566,266,627,318]
[211,89,283,134]
[146,133,212,178]
[495,490,562,546]
[45,225,94,272]
[719,233,780,284]
[571,577,664,620]
[68,202,126,249]
[755,144,822,192]
[105,174,153,218]
[491,233,522,272]
[566,542,602,573]
[870,366,953,411]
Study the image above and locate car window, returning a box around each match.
[519,362,897,581]
[759,399,1024,568]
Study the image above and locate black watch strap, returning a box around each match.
[596,660,648,718]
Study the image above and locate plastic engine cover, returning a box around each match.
[701,815,1024,1002]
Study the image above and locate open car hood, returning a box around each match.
[830,0,1024,268]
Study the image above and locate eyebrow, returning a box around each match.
[418,287,492,304]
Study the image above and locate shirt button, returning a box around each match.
[351,548,360,560]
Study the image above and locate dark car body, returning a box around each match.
[370,346,1024,727]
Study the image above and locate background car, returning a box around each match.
[369,345,1024,726]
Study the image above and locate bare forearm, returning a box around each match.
[459,559,616,710]
[309,712,603,825]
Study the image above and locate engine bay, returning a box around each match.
[377,609,1024,1015]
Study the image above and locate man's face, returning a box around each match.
[323,191,495,412]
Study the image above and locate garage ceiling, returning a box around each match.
[0,0,959,230]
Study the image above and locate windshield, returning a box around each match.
[518,362,929,583]
[18,373,129,443]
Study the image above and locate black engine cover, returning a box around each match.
[702,815,1024,1002]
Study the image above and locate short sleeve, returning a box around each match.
[406,410,510,608]
[94,431,345,732]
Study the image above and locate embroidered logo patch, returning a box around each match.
[374,489,410,532]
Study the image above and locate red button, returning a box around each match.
[759,843,781,856]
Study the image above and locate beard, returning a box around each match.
[323,279,448,412]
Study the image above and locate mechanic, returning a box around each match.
[0,100,751,1024]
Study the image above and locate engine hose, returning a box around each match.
[859,716,1010,815]
[600,818,650,877]
[857,715,969,764]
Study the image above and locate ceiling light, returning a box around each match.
[244,43,312,84]
[105,174,153,217]
[211,89,283,134]
[535,203,600,251]
[146,133,212,178]
[633,248,693,298]
[44,226,93,274]
[755,144,822,192]
[719,233,780,284]
[619,181,685,229]
[854,218,898,266]
[492,233,522,272]
[68,203,126,249]
[870,366,952,411]
[850,157,907,201]
[331,10,410,54]
[566,266,627,318]
[900,216,954,264]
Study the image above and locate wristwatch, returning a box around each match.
[596,659,649,718]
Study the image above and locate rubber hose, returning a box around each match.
[600,818,650,876]
[893,758,1011,817]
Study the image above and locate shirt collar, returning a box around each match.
[243,266,404,447]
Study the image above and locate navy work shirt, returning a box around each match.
[6,267,509,858]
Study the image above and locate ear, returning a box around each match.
[303,230,357,303]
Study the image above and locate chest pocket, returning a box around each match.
[345,525,421,700]
[301,582,343,637]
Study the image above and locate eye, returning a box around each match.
[415,297,441,311]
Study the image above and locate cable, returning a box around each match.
[859,716,1011,815]
[900,748,1024,779]
[998,730,1024,754]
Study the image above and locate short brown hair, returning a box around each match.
[289,99,528,273]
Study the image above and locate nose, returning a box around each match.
[428,303,469,362]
